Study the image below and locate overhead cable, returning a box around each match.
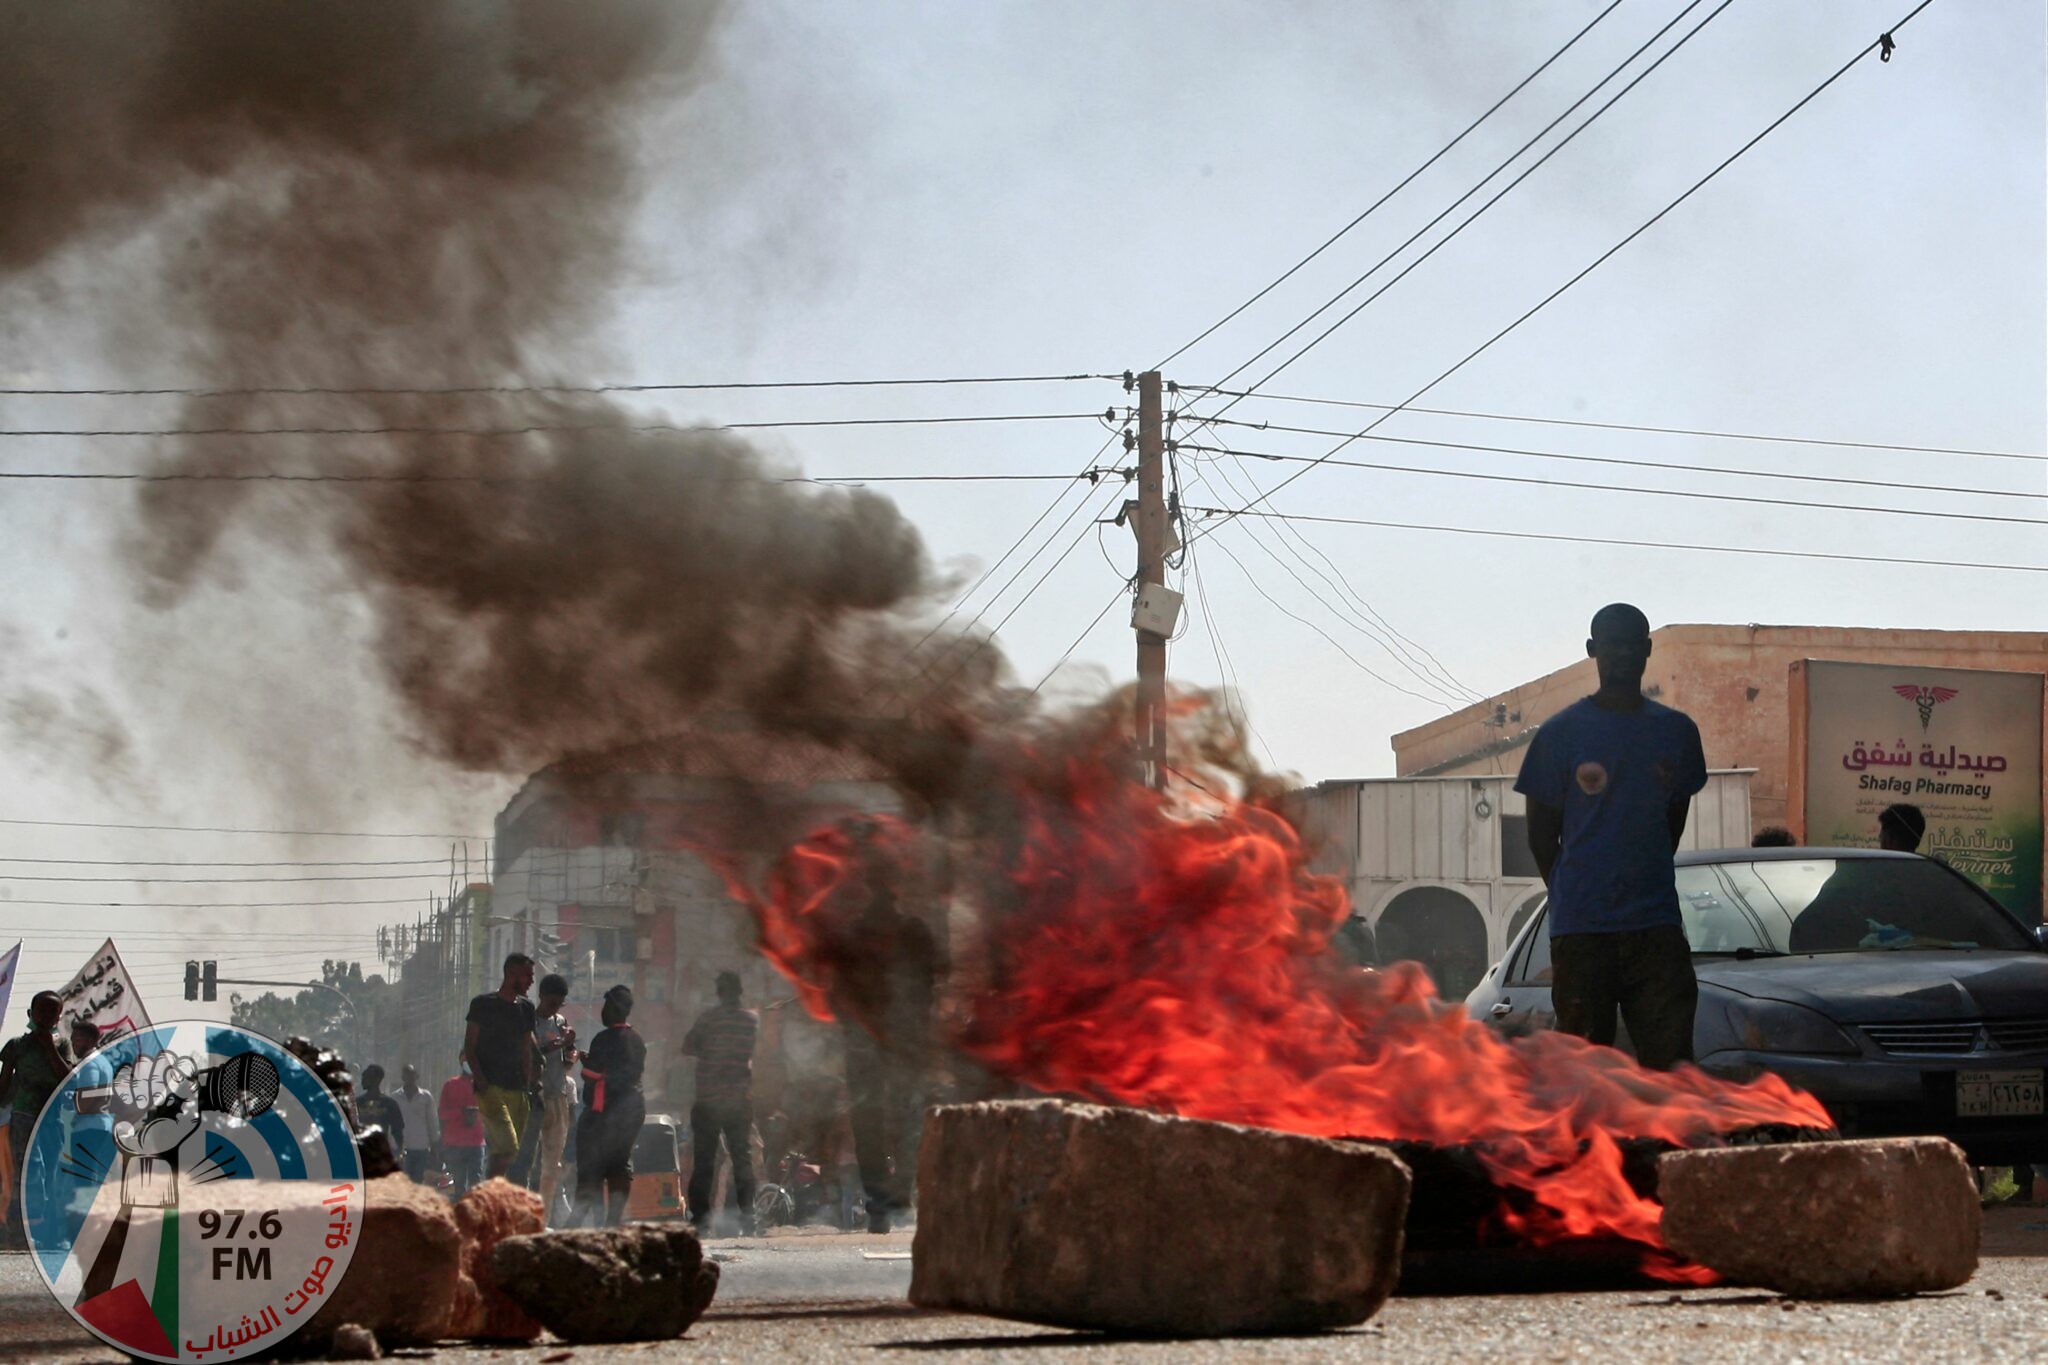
[890,429,1127,663]
[1152,0,1628,369]
[1201,521,1461,706]
[0,373,1120,398]
[1179,387,2048,466]
[0,469,1094,487]
[1190,0,1732,420]
[1181,505,2042,575]
[0,896,429,908]
[1181,419,2048,498]
[0,816,483,839]
[1172,400,1481,704]
[1181,538,1279,769]
[1180,441,2048,528]
[1190,0,1940,545]
[0,870,450,884]
[1028,584,1129,695]
[0,856,453,868]
[0,412,1107,438]
[917,478,1133,707]
[1185,454,1476,705]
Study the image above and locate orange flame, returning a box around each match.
[725,726,1830,1274]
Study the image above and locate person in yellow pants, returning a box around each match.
[463,954,538,1180]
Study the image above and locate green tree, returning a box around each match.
[230,960,392,1062]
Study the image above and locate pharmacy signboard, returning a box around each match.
[1790,659,2043,921]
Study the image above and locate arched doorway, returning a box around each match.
[1376,886,1489,1002]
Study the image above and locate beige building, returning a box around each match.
[1292,770,1753,999]
[1391,624,2048,837]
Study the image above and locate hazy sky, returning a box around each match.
[0,0,2041,1015]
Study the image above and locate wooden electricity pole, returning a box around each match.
[1134,370,1168,789]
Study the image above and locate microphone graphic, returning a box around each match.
[74,1053,281,1120]
[69,1053,287,1308]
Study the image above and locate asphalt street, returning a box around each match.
[2,1214,2045,1362]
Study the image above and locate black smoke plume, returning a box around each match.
[0,1,1032,797]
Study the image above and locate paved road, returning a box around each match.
[5,1213,2046,1362]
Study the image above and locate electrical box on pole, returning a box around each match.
[1133,370,1168,789]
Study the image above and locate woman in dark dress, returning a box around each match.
[573,985,646,1227]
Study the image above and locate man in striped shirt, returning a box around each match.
[682,971,758,1235]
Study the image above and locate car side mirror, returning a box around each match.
[2034,924,2048,950]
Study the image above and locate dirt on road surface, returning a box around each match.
[4,1214,2046,1362]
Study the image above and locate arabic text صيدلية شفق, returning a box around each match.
[1841,742,2010,776]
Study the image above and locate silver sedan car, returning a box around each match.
[1464,847,2048,1163]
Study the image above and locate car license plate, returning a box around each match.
[1956,1069,2046,1118]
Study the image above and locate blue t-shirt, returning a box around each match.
[1513,696,1708,936]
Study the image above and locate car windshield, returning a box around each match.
[1678,857,2033,954]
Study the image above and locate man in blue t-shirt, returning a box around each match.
[1514,603,1708,1069]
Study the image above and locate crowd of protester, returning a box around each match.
[336,913,936,1235]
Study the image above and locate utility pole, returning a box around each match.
[1134,370,1168,789]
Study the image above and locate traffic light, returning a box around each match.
[202,960,217,1003]
[185,961,200,1001]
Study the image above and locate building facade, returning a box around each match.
[375,882,493,1087]
[1392,624,2048,842]
[1293,770,1753,1000]
[483,731,904,1115]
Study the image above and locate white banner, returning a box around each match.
[0,940,19,1032]
[55,938,152,1044]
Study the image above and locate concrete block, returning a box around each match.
[448,1178,547,1341]
[300,1174,463,1349]
[492,1225,720,1343]
[910,1099,1411,1335]
[1657,1137,1979,1297]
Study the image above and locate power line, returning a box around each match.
[979,482,1133,645]
[918,479,1133,706]
[1029,584,1128,695]
[0,373,1119,398]
[0,856,457,868]
[1183,505,2045,576]
[0,871,450,884]
[1152,0,1628,369]
[0,925,385,934]
[2,933,392,944]
[1183,451,1477,705]
[797,425,1130,696]
[1163,0,1739,633]
[1182,536,1278,770]
[1180,441,2048,529]
[891,468,1133,709]
[0,816,483,839]
[1184,435,1480,703]
[1190,0,1941,545]
[1189,0,1731,420]
[1178,387,2048,466]
[0,412,1110,438]
[0,896,428,908]
[0,468,1095,487]
[1181,418,2048,500]
[1202,527,1466,705]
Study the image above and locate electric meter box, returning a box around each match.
[1131,583,1184,637]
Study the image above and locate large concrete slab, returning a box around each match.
[1658,1137,1979,1298]
[910,1099,1411,1335]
